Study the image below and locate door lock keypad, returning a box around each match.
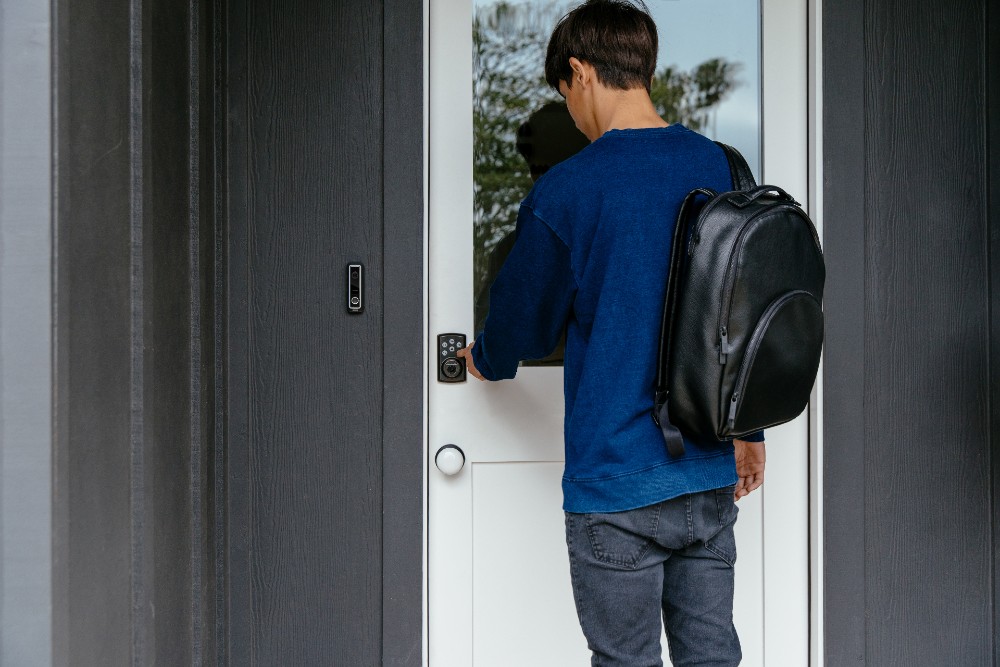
[437,333,467,383]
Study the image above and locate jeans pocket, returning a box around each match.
[704,521,738,568]
[706,486,739,567]
[584,503,660,569]
[715,484,739,526]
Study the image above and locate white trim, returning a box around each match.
[760,0,811,664]
[808,0,825,663]
[422,0,431,664]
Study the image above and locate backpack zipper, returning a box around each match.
[687,195,728,256]
[726,290,813,430]
[716,208,770,364]
[719,326,731,364]
[716,204,819,364]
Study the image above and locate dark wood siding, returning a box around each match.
[53,0,134,658]
[224,0,408,662]
[824,0,998,663]
[821,0,867,660]
[990,0,1000,654]
[381,0,426,663]
[52,0,219,663]
[52,0,424,662]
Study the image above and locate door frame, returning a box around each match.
[807,0,824,663]
[420,0,825,663]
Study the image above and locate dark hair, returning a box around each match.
[544,0,658,94]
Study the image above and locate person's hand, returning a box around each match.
[456,341,486,381]
[733,439,765,501]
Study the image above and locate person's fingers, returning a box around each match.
[465,360,485,381]
[742,473,763,496]
[456,344,486,381]
[734,470,766,501]
[734,476,747,501]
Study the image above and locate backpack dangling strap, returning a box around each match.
[654,399,686,458]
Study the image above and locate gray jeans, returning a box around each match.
[564,486,741,667]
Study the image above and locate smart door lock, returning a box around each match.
[437,333,467,382]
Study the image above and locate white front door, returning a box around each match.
[428,1,811,664]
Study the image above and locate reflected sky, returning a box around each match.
[472,0,761,176]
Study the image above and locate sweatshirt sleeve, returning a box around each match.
[471,205,576,381]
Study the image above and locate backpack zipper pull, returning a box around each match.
[727,393,738,429]
[719,327,730,364]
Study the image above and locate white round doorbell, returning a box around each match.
[435,445,465,476]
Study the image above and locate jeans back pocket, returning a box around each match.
[705,485,738,567]
[584,503,661,569]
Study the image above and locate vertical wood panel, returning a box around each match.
[227,0,385,662]
[863,0,991,663]
[128,0,148,659]
[224,0,252,658]
[987,0,1000,657]
[382,0,425,663]
[822,0,867,662]
[825,0,995,663]
[53,0,134,660]
[192,1,225,664]
[53,0,214,662]
[143,0,202,662]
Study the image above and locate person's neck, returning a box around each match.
[593,88,668,136]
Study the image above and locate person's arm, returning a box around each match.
[458,205,576,381]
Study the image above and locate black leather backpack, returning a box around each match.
[653,143,825,457]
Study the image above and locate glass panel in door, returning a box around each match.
[472,0,762,355]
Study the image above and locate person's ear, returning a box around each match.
[568,56,588,88]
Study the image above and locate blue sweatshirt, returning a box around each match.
[472,124,762,514]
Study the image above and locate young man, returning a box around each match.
[457,1,766,665]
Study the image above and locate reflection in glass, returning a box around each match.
[472,0,761,366]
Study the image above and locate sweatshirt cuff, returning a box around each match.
[471,334,498,381]
[741,430,765,442]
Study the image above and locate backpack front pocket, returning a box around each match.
[726,290,823,435]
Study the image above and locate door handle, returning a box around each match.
[435,445,465,475]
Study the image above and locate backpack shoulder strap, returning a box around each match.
[653,142,754,457]
[653,187,714,458]
[714,141,757,191]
